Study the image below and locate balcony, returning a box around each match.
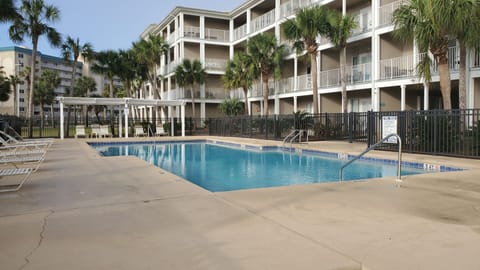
[319,68,340,88]
[205,88,227,99]
[346,62,371,84]
[230,88,245,99]
[183,26,200,39]
[160,60,180,75]
[167,31,176,44]
[205,28,229,42]
[379,47,459,80]
[280,0,314,18]
[276,77,295,94]
[233,24,248,41]
[351,9,372,36]
[250,9,275,33]
[378,0,405,27]
[204,58,228,71]
[297,74,312,90]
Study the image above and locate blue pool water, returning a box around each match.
[92,141,436,192]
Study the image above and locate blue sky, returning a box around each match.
[0,0,244,57]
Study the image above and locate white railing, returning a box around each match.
[250,9,275,33]
[233,24,248,41]
[297,74,312,90]
[346,62,372,84]
[166,60,180,74]
[276,77,295,94]
[280,0,314,18]
[230,88,245,99]
[320,68,340,88]
[168,31,176,44]
[319,35,330,46]
[473,49,480,68]
[379,54,416,80]
[351,9,372,35]
[205,88,227,99]
[251,79,275,97]
[183,26,200,38]
[204,58,227,71]
[204,28,229,42]
[379,0,405,27]
[379,47,458,80]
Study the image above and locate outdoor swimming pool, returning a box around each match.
[91,141,459,192]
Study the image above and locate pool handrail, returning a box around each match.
[282,129,300,149]
[339,133,402,183]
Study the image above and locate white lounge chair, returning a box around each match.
[0,166,35,192]
[0,131,51,149]
[155,126,168,136]
[134,126,147,137]
[74,125,87,138]
[91,124,101,138]
[99,125,112,138]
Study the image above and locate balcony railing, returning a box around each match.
[204,28,229,42]
[297,74,312,90]
[280,0,314,18]
[346,62,372,84]
[379,0,405,27]
[320,68,340,88]
[205,88,227,99]
[233,24,248,41]
[473,49,480,68]
[351,10,372,35]
[250,9,275,33]
[380,47,459,80]
[204,58,227,71]
[167,31,176,44]
[230,88,245,99]
[276,77,295,94]
[183,26,200,38]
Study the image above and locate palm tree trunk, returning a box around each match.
[28,40,38,138]
[191,84,196,131]
[66,59,77,137]
[262,73,269,116]
[340,47,347,114]
[311,52,319,114]
[243,87,249,115]
[50,104,54,126]
[459,43,467,110]
[437,60,452,110]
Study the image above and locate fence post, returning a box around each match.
[367,111,373,147]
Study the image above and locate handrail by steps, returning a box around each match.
[282,129,299,148]
[339,133,402,182]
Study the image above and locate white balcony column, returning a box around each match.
[124,104,129,138]
[59,100,64,139]
[372,0,379,28]
[229,20,234,43]
[119,108,123,138]
[248,100,252,115]
[293,96,298,112]
[181,104,185,137]
[423,82,429,110]
[466,49,473,109]
[200,16,205,39]
[468,75,475,109]
[260,100,264,116]
[178,14,183,38]
[400,84,406,111]
[294,56,298,90]
[275,0,280,21]
[274,95,280,115]
[167,77,172,99]
[372,87,380,112]
[246,9,251,35]
[317,53,321,89]
[342,0,346,15]
[200,102,206,126]
[179,42,184,59]
[200,42,205,64]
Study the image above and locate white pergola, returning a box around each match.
[56,97,187,140]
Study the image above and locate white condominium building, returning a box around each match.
[140,0,480,119]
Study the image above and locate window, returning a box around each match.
[19,98,24,102]
[18,53,23,58]
[20,89,24,93]
[19,107,25,112]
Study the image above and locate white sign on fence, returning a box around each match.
[382,116,398,143]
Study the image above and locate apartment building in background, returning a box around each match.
[142,0,480,119]
[0,46,83,117]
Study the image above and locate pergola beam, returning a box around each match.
[56,97,186,139]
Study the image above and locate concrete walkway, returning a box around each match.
[1,137,480,270]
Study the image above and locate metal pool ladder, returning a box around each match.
[339,133,402,183]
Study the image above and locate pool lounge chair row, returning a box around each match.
[0,130,51,192]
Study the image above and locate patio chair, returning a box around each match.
[134,126,147,137]
[75,125,87,138]
[6,126,53,145]
[0,144,47,172]
[0,131,51,149]
[99,125,112,138]
[0,165,35,192]
[91,124,101,138]
[155,126,168,136]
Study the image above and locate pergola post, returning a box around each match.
[181,104,185,137]
[119,107,123,138]
[124,103,129,138]
[60,100,64,140]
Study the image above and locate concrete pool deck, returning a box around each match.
[1,137,480,270]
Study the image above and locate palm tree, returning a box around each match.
[132,34,169,100]
[393,0,452,110]
[0,0,20,24]
[9,0,61,137]
[324,10,357,113]
[246,33,285,116]
[33,70,59,131]
[91,50,121,135]
[73,76,96,126]
[175,59,206,129]
[219,98,244,116]
[282,6,331,114]
[0,68,10,102]
[450,0,480,110]
[8,74,20,115]
[61,36,94,135]
[223,52,256,115]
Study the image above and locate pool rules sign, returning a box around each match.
[382,116,398,143]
